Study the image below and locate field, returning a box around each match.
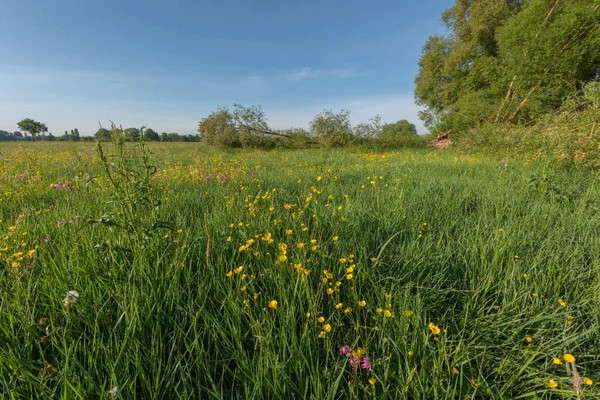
[1,141,599,399]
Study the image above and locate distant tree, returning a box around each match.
[41,132,56,141]
[143,128,160,141]
[17,118,48,142]
[14,131,23,138]
[71,128,81,141]
[198,104,290,148]
[95,128,111,141]
[124,128,140,142]
[379,120,421,147]
[160,132,170,142]
[167,133,183,142]
[310,109,353,148]
[198,107,238,147]
[354,115,382,138]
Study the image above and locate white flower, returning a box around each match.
[108,386,118,397]
[63,290,80,307]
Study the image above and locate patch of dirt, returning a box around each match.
[429,133,453,149]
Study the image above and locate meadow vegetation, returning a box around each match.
[1,133,599,398]
[2,2,600,398]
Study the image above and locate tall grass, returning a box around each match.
[1,140,599,398]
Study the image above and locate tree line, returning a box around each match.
[197,104,423,149]
[2,119,197,142]
[93,127,200,142]
[7,110,422,149]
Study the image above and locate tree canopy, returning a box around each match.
[16,118,48,142]
[415,0,600,134]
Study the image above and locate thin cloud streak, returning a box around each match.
[285,67,358,81]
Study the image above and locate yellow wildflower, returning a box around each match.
[428,322,441,335]
[351,347,366,358]
[548,379,558,389]
[268,300,278,309]
[563,353,575,363]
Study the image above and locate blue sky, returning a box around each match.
[0,0,452,136]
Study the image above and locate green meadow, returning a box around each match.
[1,141,599,399]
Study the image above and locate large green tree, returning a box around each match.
[16,118,48,142]
[415,0,600,134]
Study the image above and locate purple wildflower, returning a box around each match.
[349,357,360,368]
[361,356,372,370]
[339,345,352,357]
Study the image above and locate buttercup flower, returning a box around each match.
[428,322,441,335]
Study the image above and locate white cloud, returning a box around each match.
[285,67,357,81]
[286,67,320,80]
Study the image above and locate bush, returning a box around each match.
[463,81,600,167]
[310,109,354,148]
